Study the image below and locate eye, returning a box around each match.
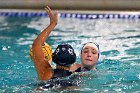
[83,49,88,53]
[83,50,88,53]
[68,48,73,55]
[55,48,59,54]
[92,50,97,54]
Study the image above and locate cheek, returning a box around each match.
[81,54,86,61]
[92,55,98,61]
[94,54,98,58]
[81,54,86,59]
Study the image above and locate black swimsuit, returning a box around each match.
[52,69,72,79]
[39,67,90,90]
[40,69,75,90]
[75,67,90,72]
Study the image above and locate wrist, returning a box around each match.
[50,22,57,26]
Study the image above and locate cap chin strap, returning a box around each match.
[56,65,70,71]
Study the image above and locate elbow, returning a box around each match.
[32,41,37,48]
[32,39,42,48]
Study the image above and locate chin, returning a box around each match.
[83,63,94,67]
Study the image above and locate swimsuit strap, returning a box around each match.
[74,67,82,72]
[81,67,90,72]
[56,65,70,71]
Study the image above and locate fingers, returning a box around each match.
[45,6,53,18]
[44,6,58,24]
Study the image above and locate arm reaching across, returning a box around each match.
[32,6,58,80]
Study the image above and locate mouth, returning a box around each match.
[85,59,92,61]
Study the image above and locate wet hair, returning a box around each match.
[52,44,76,66]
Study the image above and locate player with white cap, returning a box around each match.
[70,42,100,72]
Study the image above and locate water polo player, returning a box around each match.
[70,42,100,72]
[39,44,76,90]
[31,6,76,82]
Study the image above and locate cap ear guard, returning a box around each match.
[52,44,76,66]
[93,42,100,60]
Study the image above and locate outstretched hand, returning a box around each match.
[45,6,58,25]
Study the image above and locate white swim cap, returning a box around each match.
[82,42,99,52]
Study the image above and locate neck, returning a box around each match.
[56,65,70,71]
[81,65,96,70]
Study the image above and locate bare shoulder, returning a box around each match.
[70,63,81,72]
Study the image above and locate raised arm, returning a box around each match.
[32,6,58,80]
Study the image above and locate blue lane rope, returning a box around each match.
[0,11,140,19]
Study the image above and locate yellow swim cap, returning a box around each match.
[29,43,52,61]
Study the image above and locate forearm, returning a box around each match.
[33,23,56,46]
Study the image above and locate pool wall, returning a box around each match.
[0,0,140,11]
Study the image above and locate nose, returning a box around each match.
[87,51,92,57]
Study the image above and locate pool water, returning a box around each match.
[0,14,140,93]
